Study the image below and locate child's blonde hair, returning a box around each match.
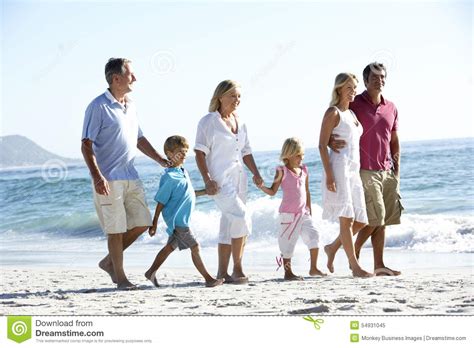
[280,137,304,164]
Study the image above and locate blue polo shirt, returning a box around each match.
[82,90,143,180]
[154,167,196,235]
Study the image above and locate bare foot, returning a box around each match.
[374,267,401,276]
[352,268,374,278]
[145,270,159,287]
[324,245,336,273]
[117,280,138,290]
[284,273,304,281]
[231,277,249,284]
[231,272,249,284]
[217,273,234,284]
[205,278,224,287]
[99,258,117,284]
[309,269,327,277]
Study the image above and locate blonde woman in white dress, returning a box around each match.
[194,80,263,284]
[318,73,373,278]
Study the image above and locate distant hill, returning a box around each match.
[0,135,80,169]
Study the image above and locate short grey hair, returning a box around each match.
[105,58,131,85]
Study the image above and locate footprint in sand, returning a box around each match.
[50,294,68,300]
[337,304,355,311]
[165,298,190,303]
[223,301,250,307]
[394,299,407,304]
[303,299,330,304]
[333,297,358,303]
[446,308,466,313]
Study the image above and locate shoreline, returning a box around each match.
[1,247,472,270]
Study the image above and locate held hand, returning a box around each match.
[93,175,110,195]
[148,225,157,237]
[328,134,346,153]
[158,157,172,168]
[205,179,219,195]
[326,175,337,193]
[253,175,263,188]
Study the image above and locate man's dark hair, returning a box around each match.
[105,58,131,85]
[363,62,387,83]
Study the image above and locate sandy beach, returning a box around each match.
[1,266,472,316]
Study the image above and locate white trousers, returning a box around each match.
[213,168,251,245]
[278,212,320,258]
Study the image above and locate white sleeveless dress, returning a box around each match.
[322,107,368,223]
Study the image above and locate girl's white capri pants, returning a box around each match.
[278,212,320,259]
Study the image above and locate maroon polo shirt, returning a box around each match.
[350,91,399,171]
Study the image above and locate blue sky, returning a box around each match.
[1,0,472,158]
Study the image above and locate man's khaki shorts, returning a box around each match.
[93,180,152,234]
[360,170,403,227]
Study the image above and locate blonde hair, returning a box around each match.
[280,137,304,164]
[209,80,241,112]
[164,135,189,155]
[329,73,358,107]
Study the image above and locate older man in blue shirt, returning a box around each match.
[81,58,169,290]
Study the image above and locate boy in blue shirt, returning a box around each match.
[145,135,223,287]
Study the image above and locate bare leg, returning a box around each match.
[217,243,232,282]
[371,226,401,275]
[190,244,223,287]
[309,248,327,276]
[354,225,377,259]
[144,243,175,280]
[339,217,372,278]
[324,239,340,273]
[108,234,135,289]
[372,226,385,269]
[325,221,365,273]
[231,236,247,281]
[99,226,148,283]
[283,258,303,281]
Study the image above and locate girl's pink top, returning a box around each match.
[278,164,308,214]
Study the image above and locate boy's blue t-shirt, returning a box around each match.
[154,167,195,236]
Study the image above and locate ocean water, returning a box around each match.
[1,138,473,269]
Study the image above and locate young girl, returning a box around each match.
[259,138,326,280]
[318,73,373,278]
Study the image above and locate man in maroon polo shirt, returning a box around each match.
[326,62,403,276]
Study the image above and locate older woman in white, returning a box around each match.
[195,80,263,283]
